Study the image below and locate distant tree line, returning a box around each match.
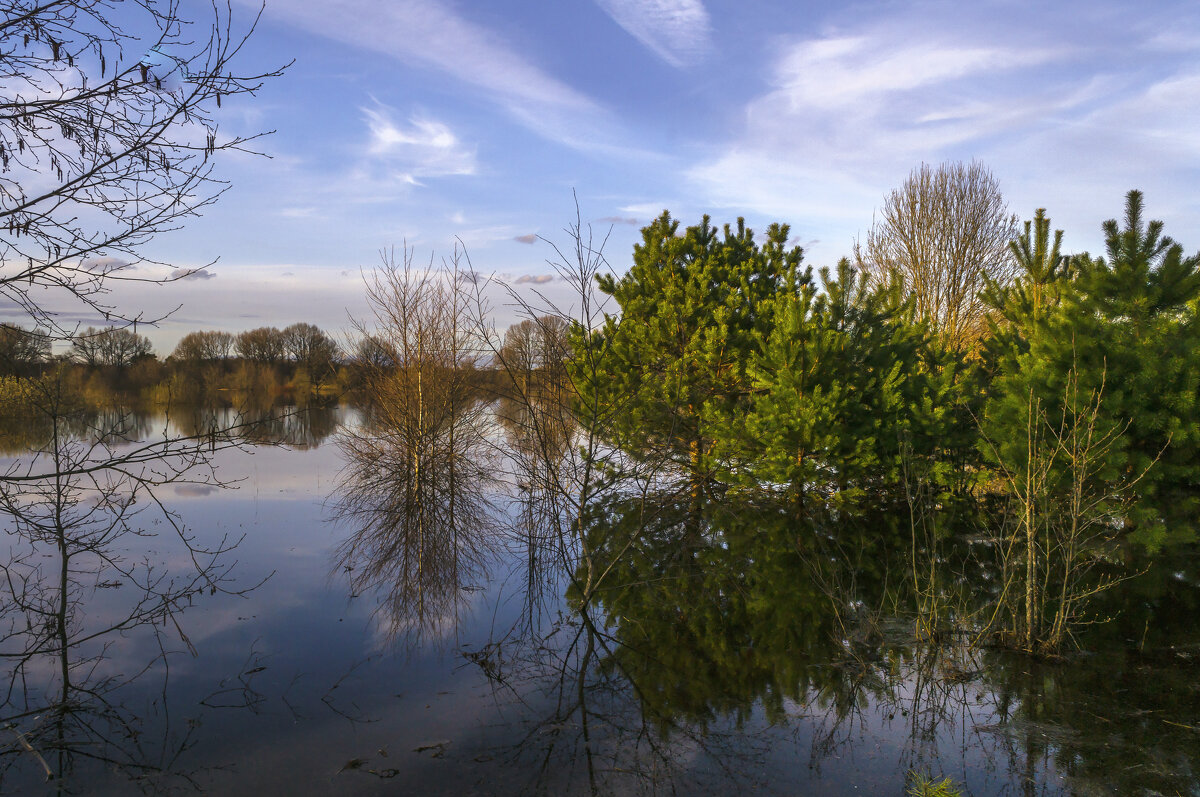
[0,320,355,406]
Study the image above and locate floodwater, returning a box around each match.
[0,406,1196,795]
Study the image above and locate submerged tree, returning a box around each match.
[718,258,929,505]
[985,192,1200,553]
[332,248,499,645]
[582,213,803,499]
[0,2,282,780]
[0,368,257,785]
[977,193,1200,652]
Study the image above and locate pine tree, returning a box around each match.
[721,259,931,505]
[985,192,1200,551]
[579,212,802,496]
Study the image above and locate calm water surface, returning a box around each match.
[0,407,1196,795]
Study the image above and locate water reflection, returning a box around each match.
[331,387,500,647]
[0,387,268,790]
[452,492,1200,794]
[0,404,345,456]
[326,372,1200,794]
[0,383,1192,793]
[496,395,580,631]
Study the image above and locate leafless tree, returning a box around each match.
[235,325,286,365]
[859,161,1019,352]
[0,322,49,374]
[280,322,339,384]
[498,316,569,397]
[0,5,282,779]
[0,368,265,785]
[171,329,233,362]
[332,248,499,647]
[69,324,152,366]
[976,365,1156,654]
[0,0,287,336]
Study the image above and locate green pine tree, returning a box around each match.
[985,191,1200,552]
[577,212,803,498]
[719,258,934,506]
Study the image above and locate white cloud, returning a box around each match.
[362,106,476,181]
[772,37,1053,111]
[255,0,595,115]
[619,202,675,217]
[278,207,318,219]
[594,0,712,67]
[680,15,1127,265]
[677,0,1200,271]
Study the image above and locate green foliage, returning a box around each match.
[715,259,929,504]
[907,772,963,797]
[581,212,802,487]
[575,211,986,507]
[985,192,1200,550]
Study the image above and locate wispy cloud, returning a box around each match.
[594,0,712,67]
[514,274,555,284]
[599,215,639,225]
[278,206,318,219]
[682,8,1105,244]
[513,233,538,244]
[772,37,1053,111]
[257,0,595,114]
[362,106,477,182]
[619,203,673,218]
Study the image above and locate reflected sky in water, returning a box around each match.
[0,406,1195,795]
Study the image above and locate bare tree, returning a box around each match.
[860,161,1019,352]
[0,322,49,375]
[281,322,339,383]
[976,366,1156,654]
[498,315,569,398]
[172,329,233,362]
[69,324,153,366]
[333,248,498,647]
[0,1,287,335]
[235,325,286,364]
[0,369,263,785]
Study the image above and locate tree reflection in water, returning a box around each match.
[0,377,272,791]
[331,399,500,647]
[328,226,1200,792]
[496,394,580,633]
[331,253,501,648]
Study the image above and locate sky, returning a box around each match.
[68,0,1200,352]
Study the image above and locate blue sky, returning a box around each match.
[112,0,1200,351]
